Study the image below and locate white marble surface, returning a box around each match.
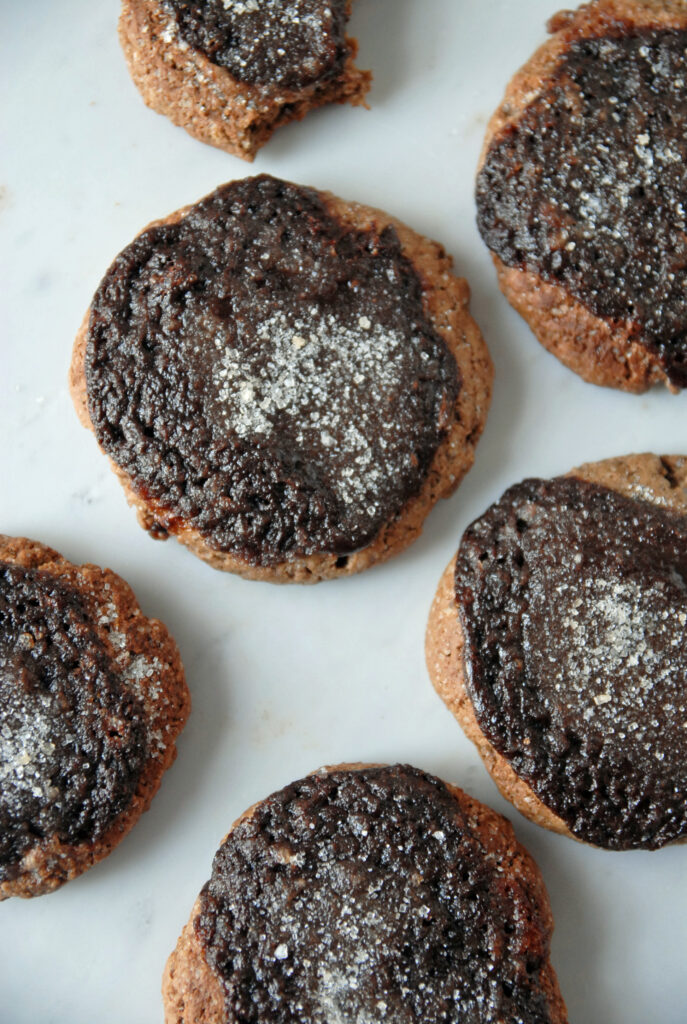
[2,1,687,1021]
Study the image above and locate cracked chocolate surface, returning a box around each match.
[197,765,559,1024]
[0,561,146,879]
[85,175,459,567]
[455,476,687,849]
[163,0,350,89]
[477,27,687,387]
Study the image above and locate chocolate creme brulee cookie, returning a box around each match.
[163,764,568,1024]
[119,0,371,160]
[70,175,492,583]
[476,0,687,392]
[427,454,687,850]
[0,535,189,898]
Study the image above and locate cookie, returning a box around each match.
[476,0,687,392]
[162,763,568,1024]
[427,454,687,850]
[0,534,189,898]
[70,175,492,583]
[119,0,371,160]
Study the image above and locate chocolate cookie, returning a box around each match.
[0,535,189,898]
[163,764,568,1024]
[70,175,492,583]
[119,0,371,160]
[427,454,687,851]
[476,0,687,392]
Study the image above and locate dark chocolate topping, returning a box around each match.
[0,561,146,878]
[197,765,558,1024]
[162,0,349,89]
[477,27,687,387]
[455,476,687,850]
[86,176,458,567]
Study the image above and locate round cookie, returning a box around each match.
[476,0,687,392]
[0,534,189,898]
[70,174,492,584]
[427,454,687,851]
[119,0,371,161]
[163,764,568,1024]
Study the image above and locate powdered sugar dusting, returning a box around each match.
[0,587,169,848]
[0,564,151,871]
[222,0,261,12]
[263,882,395,1022]
[89,175,457,563]
[517,487,687,785]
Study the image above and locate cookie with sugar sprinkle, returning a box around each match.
[119,0,372,159]
[476,0,687,392]
[70,175,492,583]
[162,763,568,1024]
[427,453,687,850]
[0,534,189,899]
